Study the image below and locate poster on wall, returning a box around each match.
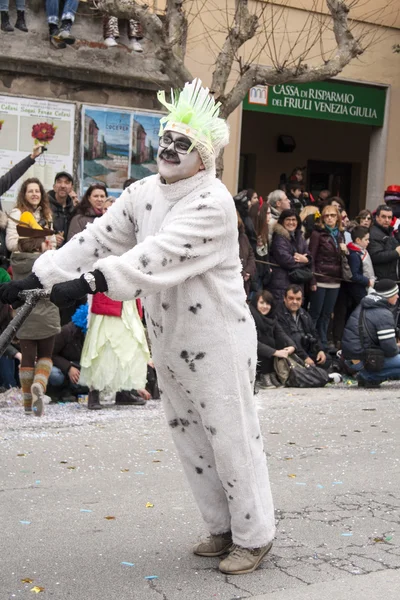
[81,105,164,198]
[0,96,75,213]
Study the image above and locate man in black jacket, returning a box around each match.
[48,171,75,247]
[342,279,400,387]
[277,285,327,367]
[368,205,400,281]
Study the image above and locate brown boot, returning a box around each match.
[219,541,273,574]
[193,532,232,557]
[88,390,102,410]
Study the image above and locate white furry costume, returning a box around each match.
[33,81,275,549]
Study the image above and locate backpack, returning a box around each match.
[274,354,330,388]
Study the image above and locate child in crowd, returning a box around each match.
[347,225,376,306]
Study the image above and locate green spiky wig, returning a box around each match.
[157,78,229,171]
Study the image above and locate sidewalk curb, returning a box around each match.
[249,569,400,600]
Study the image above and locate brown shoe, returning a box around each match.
[219,541,273,574]
[193,532,232,557]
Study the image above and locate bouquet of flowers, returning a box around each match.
[32,122,57,145]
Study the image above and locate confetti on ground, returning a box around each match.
[341,532,353,537]
[120,469,129,472]
[144,576,158,580]
[17,453,27,457]
[332,481,343,485]
[385,536,393,541]
[316,484,324,489]
[104,516,116,520]
[295,482,306,486]
[152,460,161,463]
[146,502,154,508]
[121,562,135,567]
[135,472,145,475]
[21,578,33,584]
[288,474,296,478]
[30,586,45,593]
[80,509,92,513]
[20,520,31,525]
[60,461,68,464]
[35,480,41,484]
[67,466,76,470]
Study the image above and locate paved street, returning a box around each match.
[1,381,399,599]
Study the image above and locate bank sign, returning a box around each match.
[243,80,386,126]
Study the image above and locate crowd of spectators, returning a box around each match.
[234,174,400,389]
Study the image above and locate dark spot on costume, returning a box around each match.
[227,482,234,488]
[199,455,203,459]
[180,255,187,262]
[139,254,150,268]
[181,350,189,360]
[126,188,131,194]
[94,248,99,258]
[209,426,217,435]
[248,358,252,367]
[200,402,206,409]
[184,243,192,249]
[77,267,81,273]
[188,409,193,414]
[123,209,127,217]
[189,303,202,314]
[169,419,179,428]
[189,363,196,372]
[128,214,133,224]
[140,179,146,185]
[180,418,189,427]
[146,271,153,276]
[106,225,112,232]
[161,302,169,310]
[181,427,185,432]
[161,258,168,267]
[197,204,208,210]
[193,420,198,424]
[134,289,142,298]
[208,465,212,468]
[238,317,246,322]
[233,479,237,482]
[229,495,233,500]
[145,203,152,210]
[203,237,213,243]
[256,435,260,439]
[245,513,251,520]
[169,259,172,263]
[186,390,191,394]
[195,352,205,360]
[195,467,203,474]
[79,237,85,244]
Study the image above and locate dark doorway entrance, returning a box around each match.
[307,160,352,210]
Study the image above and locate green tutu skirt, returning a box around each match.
[80,300,150,392]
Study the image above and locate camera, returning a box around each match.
[301,333,318,354]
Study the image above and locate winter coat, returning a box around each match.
[368,223,400,281]
[250,303,296,359]
[52,321,85,374]
[238,225,256,295]
[276,304,323,360]
[308,226,344,285]
[0,210,8,263]
[48,190,74,242]
[347,243,370,303]
[341,292,399,360]
[269,224,310,301]
[6,206,43,253]
[67,208,98,241]
[11,252,60,340]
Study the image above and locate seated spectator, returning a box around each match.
[369,204,400,281]
[355,209,372,229]
[342,279,400,387]
[233,190,257,253]
[47,304,88,402]
[276,285,328,368]
[237,211,256,296]
[0,0,27,32]
[46,0,78,49]
[48,171,75,247]
[269,209,311,302]
[347,225,375,306]
[268,189,291,240]
[103,14,144,52]
[249,290,296,389]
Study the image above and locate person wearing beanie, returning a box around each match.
[0,79,275,575]
[342,278,400,387]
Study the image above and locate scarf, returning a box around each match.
[325,224,340,248]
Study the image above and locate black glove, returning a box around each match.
[0,273,42,306]
[50,270,108,308]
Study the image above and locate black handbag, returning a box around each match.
[358,309,385,372]
[274,354,330,388]
[288,265,313,283]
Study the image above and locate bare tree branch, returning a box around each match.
[166,0,188,60]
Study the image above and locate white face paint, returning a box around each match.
[157,131,204,184]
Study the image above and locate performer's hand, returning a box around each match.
[0,273,42,306]
[50,271,108,307]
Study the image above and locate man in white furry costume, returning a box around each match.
[0,80,275,574]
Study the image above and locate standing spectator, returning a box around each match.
[276,285,328,368]
[67,184,107,241]
[255,202,272,290]
[347,225,375,306]
[355,209,373,229]
[6,178,54,253]
[308,205,345,351]
[369,204,400,281]
[342,279,400,387]
[249,290,296,389]
[48,172,75,247]
[269,209,311,302]
[46,0,78,49]
[237,212,256,297]
[316,189,331,209]
[0,0,27,32]
[247,189,260,229]
[384,185,400,235]
[267,189,291,240]
[328,196,345,211]
[287,183,305,213]
[233,190,257,254]
[103,14,144,52]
